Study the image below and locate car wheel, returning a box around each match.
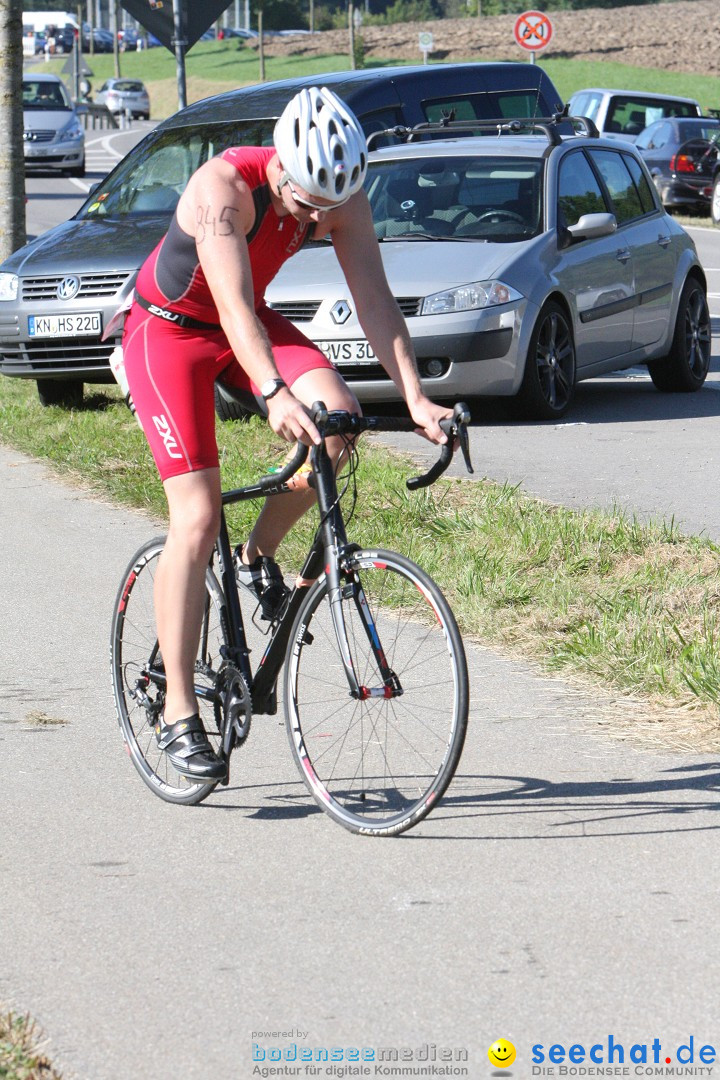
[68,159,86,178]
[712,174,720,226]
[511,301,576,420]
[214,384,251,422]
[36,378,84,408]
[647,277,711,393]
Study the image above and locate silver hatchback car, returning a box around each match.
[94,78,150,120]
[264,119,710,419]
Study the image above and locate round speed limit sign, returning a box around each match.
[513,10,553,52]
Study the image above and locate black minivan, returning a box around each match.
[0,63,564,406]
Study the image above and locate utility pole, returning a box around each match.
[0,0,26,260]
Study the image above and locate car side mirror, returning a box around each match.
[566,212,617,241]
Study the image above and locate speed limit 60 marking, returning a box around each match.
[513,10,553,51]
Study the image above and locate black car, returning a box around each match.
[635,117,720,214]
[0,62,565,407]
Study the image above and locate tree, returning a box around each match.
[0,0,26,261]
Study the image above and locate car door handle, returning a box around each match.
[657,234,671,247]
[616,248,631,263]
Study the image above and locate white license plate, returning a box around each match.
[28,312,102,338]
[315,340,377,366]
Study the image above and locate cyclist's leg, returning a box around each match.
[156,468,221,725]
[122,307,227,772]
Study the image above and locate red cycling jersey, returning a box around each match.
[122,146,334,481]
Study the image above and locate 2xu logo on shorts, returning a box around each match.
[152,414,183,459]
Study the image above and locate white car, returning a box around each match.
[22,73,85,177]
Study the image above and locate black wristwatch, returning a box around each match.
[260,378,287,402]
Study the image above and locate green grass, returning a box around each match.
[36,41,720,118]
[0,1009,62,1080]
[3,376,720,742]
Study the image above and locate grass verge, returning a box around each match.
[2,377,720,749]
[0,1009,62,1080]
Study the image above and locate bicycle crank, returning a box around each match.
[222,665,252,747]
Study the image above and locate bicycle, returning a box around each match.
[110,401,473,836]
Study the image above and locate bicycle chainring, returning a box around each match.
[222,665,252,745]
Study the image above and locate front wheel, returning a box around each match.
[711,174,720,226]
[110,537,227,805]
[511,301,576,420]
[648,277,711,392]
[284,549,468,836]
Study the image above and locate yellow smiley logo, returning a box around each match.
[488,1039,516,1069]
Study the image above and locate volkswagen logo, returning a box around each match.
[57,276,80,301]
[330,300,352,325]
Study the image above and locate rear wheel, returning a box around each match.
[511,301,575,420]
[36,378,83,408]
[284,549,468,836]
[110,537,227,805]
[648,277,711,392]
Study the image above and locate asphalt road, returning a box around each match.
[4,147,720,1080]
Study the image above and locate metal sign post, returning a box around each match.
[418,30,433,65]
[172,0,186,110]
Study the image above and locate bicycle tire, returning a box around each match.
[110,536,227,805]
[284,548,468,836]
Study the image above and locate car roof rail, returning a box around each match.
[367,108,599,150]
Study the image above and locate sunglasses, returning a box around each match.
[278,171,350,213]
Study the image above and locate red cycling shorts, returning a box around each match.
[122,301,335,481]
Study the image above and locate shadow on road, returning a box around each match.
[198,760,720,839]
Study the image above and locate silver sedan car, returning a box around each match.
[265,123,710,419]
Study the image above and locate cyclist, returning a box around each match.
[121,86,453,782]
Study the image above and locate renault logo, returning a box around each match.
[330,300,351,325]
[57,276,80,301]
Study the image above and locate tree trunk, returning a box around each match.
[0,0,26,261]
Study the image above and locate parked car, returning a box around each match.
[226,27,259,39]
[81,26,114,52]
[94,78,150,120]
[22,73,85,178]
[567,88,702,141]
[634,116,720,214]
[263,119,710,419]
[0,62,564,407]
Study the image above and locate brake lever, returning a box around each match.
[453,401,474,475]
[406,402,473,490]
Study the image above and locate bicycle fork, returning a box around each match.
[327,553,404,701]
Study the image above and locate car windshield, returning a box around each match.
[366,156,543,242]
[23,79,72,110]
[76,119,276,219]
[110,81,145,94]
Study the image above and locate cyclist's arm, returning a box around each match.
[180,159,319,445]
[325,194,451,443]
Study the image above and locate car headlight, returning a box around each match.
[421,280,522,315]
[0,273,19,301]
[58,119,84,141]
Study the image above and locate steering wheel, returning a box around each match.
[475,208,526,225]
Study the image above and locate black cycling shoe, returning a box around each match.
[234,544,290,622]
[154,714,227,781]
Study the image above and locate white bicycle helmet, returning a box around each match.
[273,86,368,203]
